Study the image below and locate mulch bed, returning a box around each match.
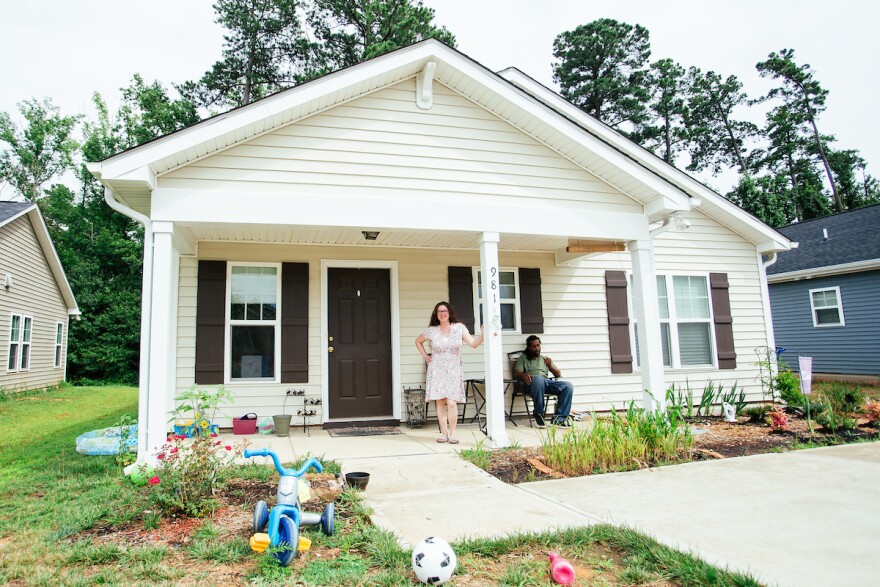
[483,416,878,484]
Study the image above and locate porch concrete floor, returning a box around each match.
[220,423,880,587]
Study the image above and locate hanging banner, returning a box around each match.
[798,356,813,395]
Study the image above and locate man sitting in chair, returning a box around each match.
[514,335,574,428]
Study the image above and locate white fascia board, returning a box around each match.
[766,259,880,283]
[151,188,650,241]
[94,43,441,181]
[499,68,793,251]
[26,208,79,313]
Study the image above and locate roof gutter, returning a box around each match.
[103,187,153,466]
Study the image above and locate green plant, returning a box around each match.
[114,414,137,469]
[697,381,719,416]
[776,369,803,406]
[820,382,866,414]
[459,437,493,470]
[147,434,245,517]
[743,404,772,423]
[168,385,233,437]
[865,398,880,427]
[665,382,695,418]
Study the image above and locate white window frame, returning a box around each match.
[7,313,22,372]
[472,267,522,334]
[809,286,845,327]
[20,316,32,371]
[225,262,282,384]
[55,322,64,368]
[629,272,717,370]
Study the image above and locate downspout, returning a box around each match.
[759,251,780,387]
[104,188,154,468]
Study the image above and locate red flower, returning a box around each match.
[170,447,178,454]
[210,433,219,437]
[156,453,165,460]
[225,445,232,451]
[216,440,222,445]
[149,476,161,485]
[174,434,186,440]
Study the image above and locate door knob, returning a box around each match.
[328,346,334,353]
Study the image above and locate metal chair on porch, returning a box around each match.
[507,351,556,428]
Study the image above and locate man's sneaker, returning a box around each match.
[534,413,546,429]
[552,418,571,428]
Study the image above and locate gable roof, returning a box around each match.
[87,39,791,253]
[767,204,880,278]
[0,201,79,314]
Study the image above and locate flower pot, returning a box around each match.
[345,471,370,490]
[273,414,292,437]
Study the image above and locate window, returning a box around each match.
[228,264,280,381]
[7,314,32,372]
[631,274,714,369]
[55,322,64,368]
[474,268,520,332]
[810,287,844,327]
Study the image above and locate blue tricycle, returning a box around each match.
[244,448,335,566]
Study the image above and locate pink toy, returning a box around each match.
[549,552,575,585]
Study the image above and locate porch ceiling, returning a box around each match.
[183,223,577,252]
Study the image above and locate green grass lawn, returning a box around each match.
[0,385,762,586]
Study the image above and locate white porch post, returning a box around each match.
[628,238,666,412]
[144,221,178,459]
[479,232,509,448]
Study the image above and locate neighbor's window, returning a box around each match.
[7,314,21,371]
[474,268,520,332]
[55,322,64,368]
[631,274,714,369]
[810,287,844,327]
[229,264,279,380]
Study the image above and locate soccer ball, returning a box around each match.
[411,536,457,585]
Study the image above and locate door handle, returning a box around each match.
[328,346,334,353]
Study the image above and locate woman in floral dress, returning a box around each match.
[415,301,485,444]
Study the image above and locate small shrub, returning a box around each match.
[146,434,245,517]
[114,414,137,469]
[767,405,790,431]
[820,382,865,414]
[865,398,880,423]
[743,404,771,423]
[776,370,803,406]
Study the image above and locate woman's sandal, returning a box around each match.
[436,434,448,443]
[448,438,459,444]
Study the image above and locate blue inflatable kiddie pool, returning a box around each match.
[75,425,138,456]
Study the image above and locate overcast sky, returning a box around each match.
[1,0,877,196]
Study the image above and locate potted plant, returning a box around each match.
[169,385,233,437]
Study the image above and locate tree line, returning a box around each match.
[0,5,874,383]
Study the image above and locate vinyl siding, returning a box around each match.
[0,215,69,391]
[159,79,641,215]
[177,213,769,425]
[769,270,880,375]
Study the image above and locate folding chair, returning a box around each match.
[507,351,555,428]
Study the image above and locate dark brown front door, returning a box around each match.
[327,268,393,419]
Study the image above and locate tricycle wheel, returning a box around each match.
[253,500,269,533]
[274,515,299,567]
[322,502,335,536]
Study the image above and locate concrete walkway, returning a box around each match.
[228,423,880,587]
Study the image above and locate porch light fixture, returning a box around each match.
[362,231,379,241]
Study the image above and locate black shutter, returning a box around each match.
[605,270,633,374]
[518,268,544,334]
[195,260,226,384]
[447,266,475,333]
[709,272,737,369]
[281,262,309,383]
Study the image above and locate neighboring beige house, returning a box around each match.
[87,40,792,462]
[0,202,79,392]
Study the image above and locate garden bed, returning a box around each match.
[480,416,878,485]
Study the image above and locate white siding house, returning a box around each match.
[87,41,791,463]
[0,202,79,392]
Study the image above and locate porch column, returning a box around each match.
[628,238,666,412]
[144,221,179,459]
[479,232,509,448]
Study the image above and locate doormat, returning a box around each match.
[327,426,402,438]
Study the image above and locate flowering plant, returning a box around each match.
[146,433,246,517]
[168,385,233,437]
[768,405,790,431]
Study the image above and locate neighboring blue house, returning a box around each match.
[767,204,880,377]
